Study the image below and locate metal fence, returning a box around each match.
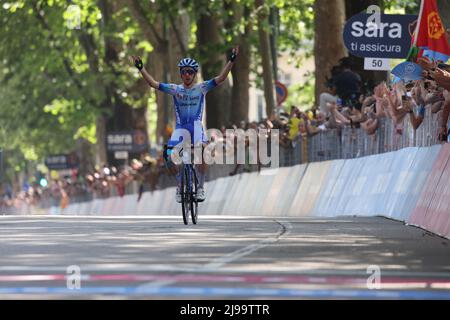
[279,111,443,167]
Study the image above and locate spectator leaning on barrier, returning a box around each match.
[420,80,444,115]
[319,80,338,118]
[327,99,366,129]
[419,57,450,92]
[301,111,329,136]
[360,108,378,135]
[433,68,450,91]
[384,81,409,129]
[417,57,450,140]
[359,96,379,135]
[402,81,425,131]
[287,106,302,144]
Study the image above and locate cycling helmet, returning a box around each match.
[178,58,199,72]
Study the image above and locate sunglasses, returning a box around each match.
[181,69,196,75]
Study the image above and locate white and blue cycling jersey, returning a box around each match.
[159,79,217,147]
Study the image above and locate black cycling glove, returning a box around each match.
[134,57,144,70]
[229,50,237,63]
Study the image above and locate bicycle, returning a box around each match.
[165,145,199,225]
[181,157,199,225]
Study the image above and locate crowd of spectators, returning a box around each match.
[0,154,164,212]
[212,44,450,172]
[265,55,450,150]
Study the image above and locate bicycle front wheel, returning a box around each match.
[181,165,189,225]
[190,200,198,225]
[190,168,199,225]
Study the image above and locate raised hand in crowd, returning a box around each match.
[418,57,437,71]
[414,80,427,106]
[431,68,450,91]
[438,89,450,142]
[374,83,382,99]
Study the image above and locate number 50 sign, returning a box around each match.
[364,57,391,71]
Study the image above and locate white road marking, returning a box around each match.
[201,221,292,271]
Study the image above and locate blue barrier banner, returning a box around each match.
[312,160,345,217]
[332,158,365,216]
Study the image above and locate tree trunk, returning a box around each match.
[126,0,169,146]
[95,116,108,165]
[100,0,139,165]
[255,0,276,118]
[76,138,94,176]
[197,11,232,129]
[226,2,251,125]
[125,0,192,145]
[153,55,168,145]
[345,0,387,89]
[231,49,251,124]
[167,12,190,126]
[314,0,347,105]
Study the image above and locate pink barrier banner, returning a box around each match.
[409,144,450,237]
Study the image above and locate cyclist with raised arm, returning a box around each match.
[130,47,239,203]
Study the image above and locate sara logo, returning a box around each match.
[427,12,445,40]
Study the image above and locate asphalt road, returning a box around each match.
[0,215,450,299]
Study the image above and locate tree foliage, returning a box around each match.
[1,0,414,184]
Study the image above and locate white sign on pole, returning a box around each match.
[364,58,391,71]
[114,151,129,160]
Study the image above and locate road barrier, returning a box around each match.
[9,143,450,240]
